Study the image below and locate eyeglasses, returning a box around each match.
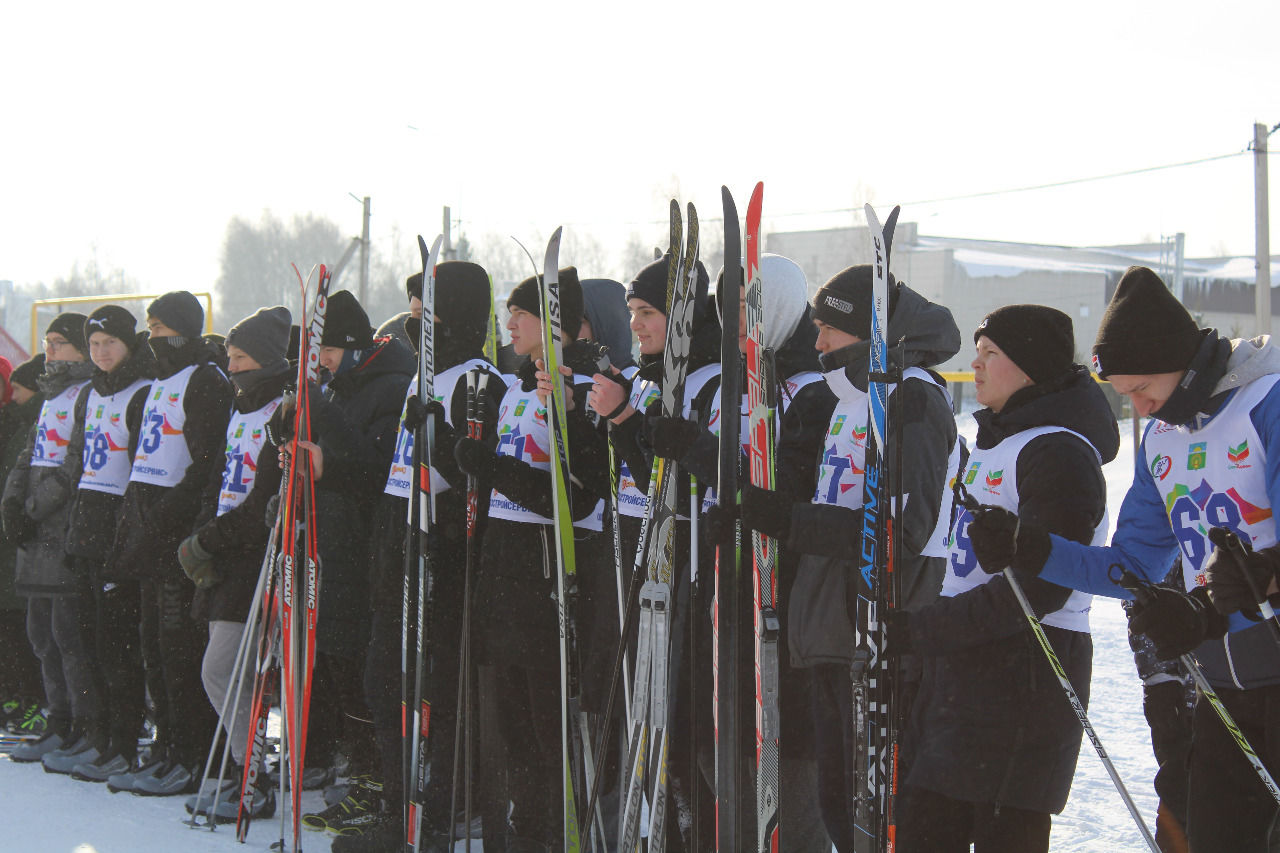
[43,337,71,352]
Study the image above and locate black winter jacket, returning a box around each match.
[787,286,961,669]
[190,368,291,623]
[313,338,414,650]
[903,366,1119,815]
[106,339,232,582]
[4,361,96,596]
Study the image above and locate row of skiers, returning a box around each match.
[3,245,1279,853]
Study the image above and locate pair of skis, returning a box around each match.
[405,234,444,852]
[618,200,700,853]
[235,263,329,849]
[850,205,901,852]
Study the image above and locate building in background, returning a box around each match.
[768,223,1280,372]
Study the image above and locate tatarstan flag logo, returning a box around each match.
[852,425,867,446]
[1228,440,1250,465]
[985,470,1003,488]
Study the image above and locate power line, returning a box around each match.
[902,150,1247,207]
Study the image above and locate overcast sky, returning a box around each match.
[3,0,1277,301]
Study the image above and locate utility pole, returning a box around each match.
[1256,122,1271,336]
[359,195,371,306]
[443,206,454,260]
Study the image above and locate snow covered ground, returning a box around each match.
[1,414,1164,852]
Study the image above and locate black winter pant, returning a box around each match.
[0,607,43,700]
[895,785,1052,853]
[26,591,99,733]
[91,570,147,759]
[1184,683,1280,853]
[140,575,216,766]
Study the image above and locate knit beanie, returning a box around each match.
[974,304,1075,384]
[47,312,89,358]
[146,291,204,341]
[85,305,139,351]
[1091,266,1202,379]
[10,355,44,392]
[812,265,899,340]
[227,306,292,370]
[626,253,711,315]
[320,290,374,349]
[507,266,584,339]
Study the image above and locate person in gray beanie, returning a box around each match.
[175,306,292,819]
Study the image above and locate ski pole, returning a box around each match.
[959,493,1160,852]
[1113,566,1280,806]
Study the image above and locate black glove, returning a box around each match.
[403,395,446,433]
[1129,585,1229,660]
[968,505,1051,575]
[177,534,220,590]
[454,437,500,481]
[1,496,35,546]
[704,500,740,544]
[265,392,296,447]
[650,417,701,461]
[1205,526,1280,618]
[740,483,794,542]
[1,495,24,538]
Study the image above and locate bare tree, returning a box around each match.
[214,211,347,331]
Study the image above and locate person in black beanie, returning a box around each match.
[769,263,960,852]
[3,313,98,765]
[96,291,232,795]
[451,265,614,851]
[971,266,1280,852]
[333,262,507,852]
[890,303,1118,853]
[281,288,417,796]
[56,305,157,781]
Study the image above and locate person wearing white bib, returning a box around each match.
[982,267,1280,853]
[767,266,961,852]
[59,306,156,782]
[340,262,507,853]
[103,292,233,797]
[168,306,291,820]
[453,266,611,851]
[890,304,1118,853]
[2,313,96,766]
[713,255,863,853]
[586,253,723,847]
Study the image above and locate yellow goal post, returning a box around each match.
[31,292,214,354]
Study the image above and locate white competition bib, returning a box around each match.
[78,379,150,494]
[218,398,282,515]
[383,359,495,499]
[130,365,198,487]
[31,379,90,468]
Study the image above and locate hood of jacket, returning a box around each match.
[581,278,636,370]
[974,365,1120,463]
[327,336,416,400]
[1216,335,1280,394]
[819,284,961,395]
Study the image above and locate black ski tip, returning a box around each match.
[883,206,902,264]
